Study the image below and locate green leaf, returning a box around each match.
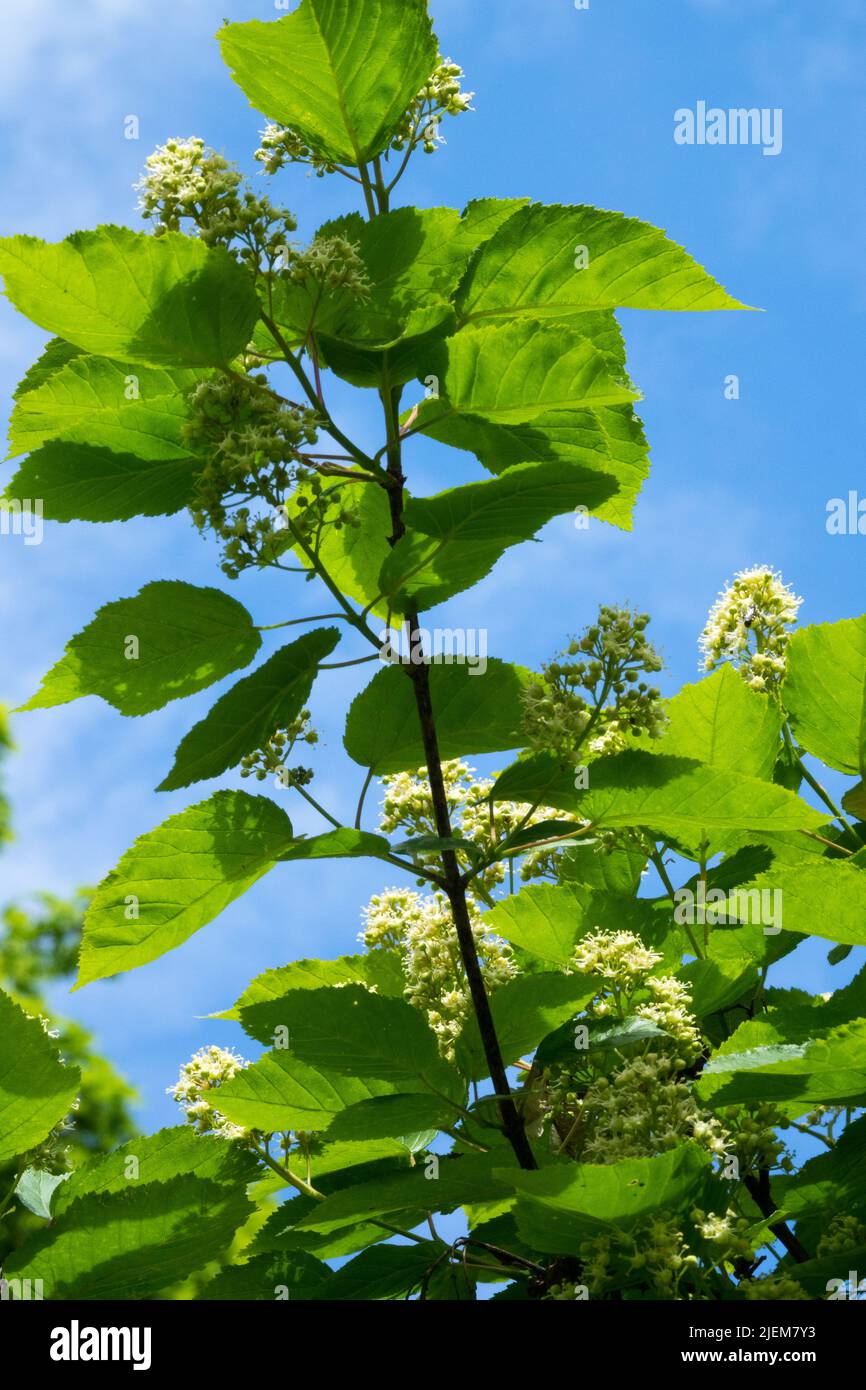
[0,227,259,368]
[200,1250,332,1300]
[52,1127,258,1216]
[77,791,293,987]
[536,1015,671,1069]
[212,1051,401,1134]
[829,942,854,966]
[784,616,866,775]
[307,202,528,386]
[503,1145,713,1256]
[20,581,261,716]
[415,401,650,532]
[6,355,201,461]
[728,861,866,947]
[218,1,437,167]
[322,1241,443,1300]
[325,1092,456,1143]
[784,1115,866,1221]
[377,461,618,614]
[14,1169,70,1221]
[777,1246,866,1299]
[659,665,782,780]
[295,1153,513,1235]
[279,828,393,862]
[345,660,532,774]
[457,973,597,1079]
[0,989,80,1164]
[696,1020,866,1110]
[456,203,748,322]
[158,627,340,791]
[4,1175,254,1300]
[491,751,828,839]
[5,444,199,523]
[420,320,637,431]
[481,881,676,971]
[215,950,405,1020]
[282,474,393,620]
[0,989,79,1162]
[239,984,455,1095]
[481,883,588,969]
[13,338,84,398]
[559,834,648,895]
[842,781,866,820]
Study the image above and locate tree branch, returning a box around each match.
[743,1169,810,1264]
[379,382,536,1171]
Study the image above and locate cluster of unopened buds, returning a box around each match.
[136,136,297,264]
[816,1213,866,1258]
[23,1111,77,1177]
[573,1052,728,1163]
[167,1045,250,1141]
[183,373,320,577]
[284,235,370,300]
[699,565,802,693]
[255,123,339,178]
[720,1101,793,1176]
[743,1274,809,1300]
[579,1215,698,1299]
[290,471,362,552]
[523,606,666,763]
[391,56,475,154]
[240,712,318,787]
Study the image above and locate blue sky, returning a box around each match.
[1,0,865,1133]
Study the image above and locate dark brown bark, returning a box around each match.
[379,385,536,1171]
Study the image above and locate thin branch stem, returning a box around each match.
[355,767,375,831]
[784,723,865,848]
[256,613,347,632]
[254,1145,425,1243]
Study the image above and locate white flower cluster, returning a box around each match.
[572,928,661,984]
[361,888,516,1060]
[699,565,802,692]
[378,760,570,894]
[570,929,702,1057]
[691,1206,753,1260]
[136,136,297,261]
[391,56,475,155]
[136,137,242,229]
[167,1045,250,1141]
